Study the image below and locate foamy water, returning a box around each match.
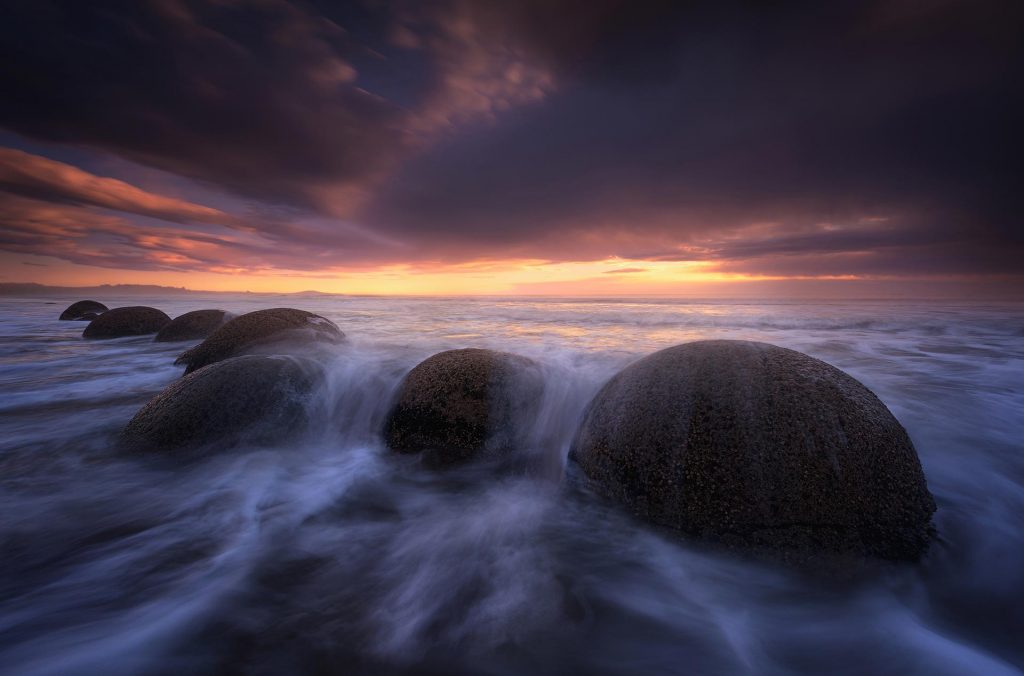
[1,295,1022,674]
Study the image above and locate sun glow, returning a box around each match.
[5,252,790,295]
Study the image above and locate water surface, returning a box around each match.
[1,295,1022,674]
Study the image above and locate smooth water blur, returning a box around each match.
[1,295,1022,675]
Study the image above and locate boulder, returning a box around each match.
[82,306,171,339]
[120,355,318,453]
[59,300,108,320]
[175,308,344,374]
[570,340,936,561]
[155,309,234,342]
[384,348,544,468]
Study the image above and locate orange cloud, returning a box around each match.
[0,147,240,227]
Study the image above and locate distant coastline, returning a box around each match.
[0,282,204,297]
[0,283,339,297]
[1,281,1021,302]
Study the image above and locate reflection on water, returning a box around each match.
[0,295,1023,674]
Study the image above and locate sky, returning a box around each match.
[0,0,1021,297]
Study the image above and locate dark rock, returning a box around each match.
[120,355,318,453]
[155,309,234,342]
[570,340,936,561]
[384,348,544,468]
[82,306,171,339]
[78,312,100,322]
[59,300,108,320]
[175,308,344,374]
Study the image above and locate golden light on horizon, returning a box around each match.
[4,251,862,296]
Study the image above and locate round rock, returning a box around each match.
[82,306,171,339]
[60,300,108,320]
[155,309,234,342]
[120,355,318,453]
[175,308,344,374]
[384,348,544,468]
[570,340,936,561]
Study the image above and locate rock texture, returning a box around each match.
[120,355,317,453]
[570,340,936,561]
[384,348,545,468]
[82,306,171,339]
[59,300,108,320]
[155,309,233,342]
[175,308,344,374]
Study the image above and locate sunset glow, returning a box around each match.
[0,1,1020,297]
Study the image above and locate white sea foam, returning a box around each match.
[0,295,1022,674]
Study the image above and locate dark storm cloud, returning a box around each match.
[361,0,1024,272]
[0,0,408,209]
[0,0,1021,278]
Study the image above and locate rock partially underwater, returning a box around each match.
[384,348,545,469]
[82,306,171,339]
[120,355,319,453]
[570,340,936,561]
[155,309,234,342]
[59,300,108,320]
[175,308,344,374]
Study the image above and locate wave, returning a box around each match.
[0,296,1022,674]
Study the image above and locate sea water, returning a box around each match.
[0,295,1022,675]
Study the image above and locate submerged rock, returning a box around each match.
[384,348,544,468]
[82,306,171,339]
[175,308,344,374]
[570,340,936,561]
[59,300,108,320]
[120,355,318,453]
[155,309,234,342]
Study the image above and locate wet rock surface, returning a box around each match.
[384,348,545,468]
[59,300,108,320]
[175,308,344,374]
[570,339,937,560]
[82,306,171,339]
[120,355,318,453]
[155,309,233,342]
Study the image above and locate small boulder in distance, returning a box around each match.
[120,355,318,453]
[59,300,108,320]
[175,308,344,374]
[82,306,171,339]
[155,309,234,343]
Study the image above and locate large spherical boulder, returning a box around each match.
[120,355,318,453]
[59,300,108,320]
[175,308,344,374]
[384,348,545,468]
[570,340,936,561]
[82,306,171,339]
[155,309,234,342]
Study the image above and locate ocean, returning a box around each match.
[1,295,1022,675]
